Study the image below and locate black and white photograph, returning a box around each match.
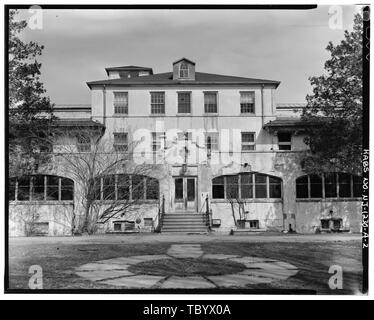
[3,3,369,298]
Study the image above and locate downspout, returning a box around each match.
[261,84,265,127]
[102,85,107,127]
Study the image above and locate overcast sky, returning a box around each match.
[17,6,359,105]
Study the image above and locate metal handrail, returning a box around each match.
[154,194,165,232]
[201,195,212,231]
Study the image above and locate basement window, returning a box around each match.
[144,218,153,228]
[249,220,259,229]
[113,223,122,231]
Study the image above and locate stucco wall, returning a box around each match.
[9,203,74,236]
[295,200,361,233]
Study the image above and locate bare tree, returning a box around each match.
[53,126,158,234]
[226,178,247,229]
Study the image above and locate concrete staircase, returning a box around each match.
[161,212,208,234]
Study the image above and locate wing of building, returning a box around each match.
[9,58,362,236]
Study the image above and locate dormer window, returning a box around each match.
[179,63,189,78]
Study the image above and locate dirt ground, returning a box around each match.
[7,233,364,294]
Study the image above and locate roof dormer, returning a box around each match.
[105,65,153,79]
[172,58,195,80]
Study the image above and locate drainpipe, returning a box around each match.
[102,85,107,127]
[261,84,265,127]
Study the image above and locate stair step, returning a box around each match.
[162,230,208,234]
[163,221,207,225]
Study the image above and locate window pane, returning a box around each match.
[175,178,183,200]
[46,176,59,200]
[114,92,128,114]
[103,175,116,200]
[255,173,268,198]
[9,178,16,201]
[146,177,159,200]
[339,173,351,197]
[178,92,191,113]
[31,175,45,200]
[117,175,130,200]
[113,133,128,152]
[204,93,217,113]
[212,176,225,199]
[242,132,255,151]
[240,173,253,198]
[255,174,267,183]
[242,133,255,143]
[310,175,322,198]
[240,92,255,113]
[353,175,362,197]
[241,185,253,198]
[151,92,165,114]
[205,133,219,151]
[269,176,282,198]
[278,133,291,142]
[296,176,308,198]
[77,135,91,152]
[187,179,195,201]
[180,63,188,78]
[324,173,337,198]
[61,178,74,200]
[226,176,239,199]
[132,175,145,200]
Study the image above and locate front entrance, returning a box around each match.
[174,177,197,212]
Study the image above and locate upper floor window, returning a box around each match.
[241,132,255,151]
[212,173,282,200]
[150,92,165,114]
[205,132,219,152]
[152,132,164,152]
[113,92,128,114]
[9,175,74,202]
[179,63,189,78]
[113,132,128,152]
[178,92,191,113]
[204,92,218,113]
[296,173,362,199]
[77,135,91,153]
[278,132,292,151]
[240,92,255,114]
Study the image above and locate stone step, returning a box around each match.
[163,222,206,225]
[163,224,207,228]
[164,214,205,218]
[163,218,205,222]
[162,229,208,233]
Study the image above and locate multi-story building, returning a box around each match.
[8,58,362,236]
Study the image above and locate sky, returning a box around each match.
[16,6,360,105]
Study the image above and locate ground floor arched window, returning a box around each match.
[212,172,282,200]
[92,174,159,201]
[9,175,74,201]
[296,173,361,199]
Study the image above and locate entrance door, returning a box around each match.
[174,177,196,212]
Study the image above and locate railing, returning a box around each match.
[154,194,165,233]
[200,195,212,231]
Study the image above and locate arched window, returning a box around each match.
[296,173,361,199]
[92,174,159,201]
[9,175,74,202]
[212,173,282,200]
[179,63,189,78]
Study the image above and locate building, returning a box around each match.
[8,58,362,236]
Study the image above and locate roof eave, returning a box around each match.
[87,81,280,89]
